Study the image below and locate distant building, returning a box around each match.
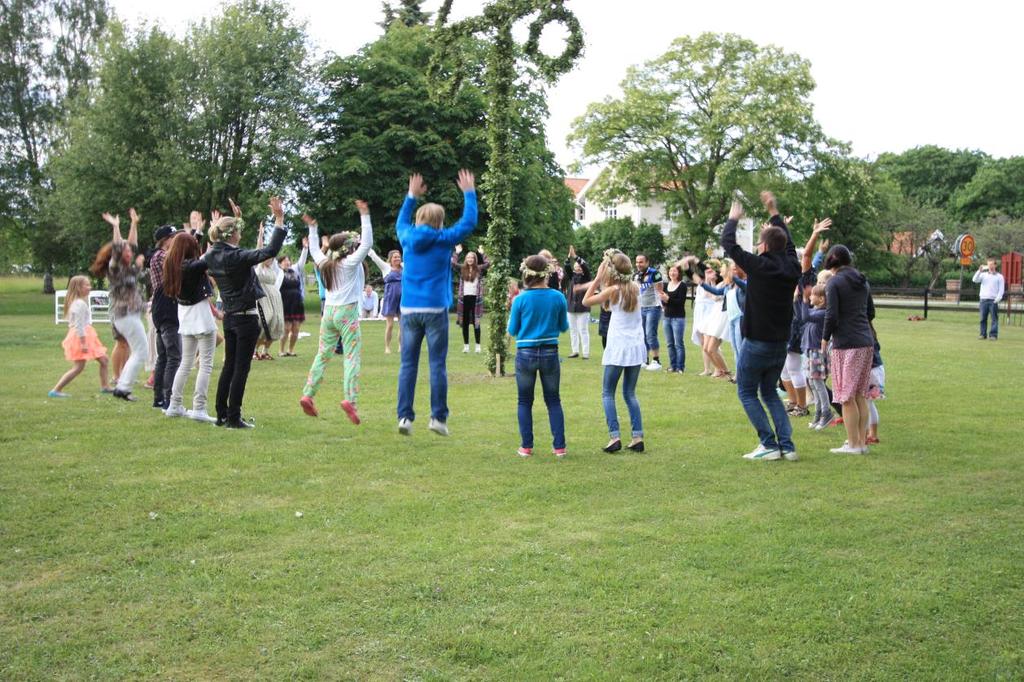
[564,171,675,235]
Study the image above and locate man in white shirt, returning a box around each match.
[972,258,1005,340]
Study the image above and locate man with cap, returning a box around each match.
[149,223,181,409]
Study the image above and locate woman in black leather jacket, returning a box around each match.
[203,197,287,428]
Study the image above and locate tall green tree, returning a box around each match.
[874,145,987,210]
[568,32,840,254]
[572,217,666,267]
[950,157,1024,221]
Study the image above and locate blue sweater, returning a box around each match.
[396,191,478,311]
[507,288,569,347]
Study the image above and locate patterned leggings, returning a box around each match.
[303,303,362,403]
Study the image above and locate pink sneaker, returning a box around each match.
[553,448,567,459]
[299,396,318,417]
[517,447,532,458]
[340,399,361,425]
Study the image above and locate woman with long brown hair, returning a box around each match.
[91,208,147,401]
[451,243,490,353]
[161,230,220,423]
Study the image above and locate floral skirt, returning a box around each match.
[830,346,873,403]
[802,348,829,381]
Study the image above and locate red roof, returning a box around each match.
[564,177,589,197]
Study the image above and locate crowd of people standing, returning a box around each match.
[50,175,902,462]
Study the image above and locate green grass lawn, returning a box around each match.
[1,277,1022,679]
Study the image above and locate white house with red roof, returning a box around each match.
[563,172,676,235]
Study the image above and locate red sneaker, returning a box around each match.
[866,436,880,445]
[517,447,532,458]
[553,448,567,459]
[340,399,361,425]
[830,417,844,426]
[299,396,318,417]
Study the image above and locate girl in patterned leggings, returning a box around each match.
[299,200,373,424]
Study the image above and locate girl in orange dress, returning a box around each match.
[50,276,113,398]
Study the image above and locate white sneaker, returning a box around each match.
[645,360,662,371]
[398,418,413,436]
[463,344,469,353]
[163,405,186,418]
[782,450,799,461]
[428,418,449,437]
[186,409,218,424]
[829,444,864,454]
[475,344,481,353]
[743,444,778,460]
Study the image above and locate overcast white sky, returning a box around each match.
[111,0,1024,175]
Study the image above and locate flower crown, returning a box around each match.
[602,248,633,284]
[520,258,555,279]
[215,217,243,239]
[329,231,361,260]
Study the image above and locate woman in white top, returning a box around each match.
[582,249,646,453]
[299,200,373,424]
[161,230,221,422]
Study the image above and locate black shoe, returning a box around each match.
[215,417,226,427]
[567,353,579,358]
[224,418,255,429]
[603,439,622,453]
[152,400,168,409]
[112,389,137,402]
[627,440,645,453]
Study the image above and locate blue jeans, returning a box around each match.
[729,316,744,362]
[979,299,999,338]
[641,306,661,354]
[515,346,565,449]
[397,312,449,422]
[602,364,643,439]
[735,339,793,452]
[663,316,686,371]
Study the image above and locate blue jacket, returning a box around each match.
[507,288,569,347]
[396,192,478,311]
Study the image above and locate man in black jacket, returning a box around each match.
[721,191,801,462]
[204,197,287,428]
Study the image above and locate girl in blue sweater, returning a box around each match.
[507,254,570,458]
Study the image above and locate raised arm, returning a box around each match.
[303,213,325,266]
[295,238,308,272]
[102,212,123,244]
[478,246,490,273]
[721,200,758,274]
[397,173,427,241]
[368,249,391,275]
[436,170,478,247]
[345,200,373,264]
[127,208,139,247]
[803,218,831,272]
[237,196,287,266]
[761,191,797,260]
[451,243,462,271]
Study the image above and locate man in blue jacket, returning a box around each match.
[396,170,478,436]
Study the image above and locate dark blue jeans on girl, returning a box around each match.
[515,345,565,450]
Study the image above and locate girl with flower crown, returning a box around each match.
[299,201,373,424]
[582,249,647,453]
[507,253,569,458]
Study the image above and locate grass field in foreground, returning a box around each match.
[1,278,1022,679]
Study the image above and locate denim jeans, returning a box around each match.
[397,312,449,422]
[662,316,686,371]
[729,317,744,360]
[735,338,793,452]
[979,299,999,338]
[153,320,182,405]
[216,314,260,422]
[602,364,643,439]
[641,306,661,352]
[515,346,565,449]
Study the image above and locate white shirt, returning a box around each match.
[308,214,373,307]
[178,300,217,336]
[463,278,479,297]
[972,270,1005,301]
[602,296,646,367]
[67,299,91,336]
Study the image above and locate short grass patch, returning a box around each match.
[1,279,1022,679]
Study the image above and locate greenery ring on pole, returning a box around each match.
[523,5,584,79]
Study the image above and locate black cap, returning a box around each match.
[153,224,178,243]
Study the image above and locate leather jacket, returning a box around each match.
[204,225,286,314]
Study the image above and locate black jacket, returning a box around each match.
[721,214,801,343]
[563,256,591,313]
[823,267,876,349]
[204,226,286,314]
[176,259,212,306]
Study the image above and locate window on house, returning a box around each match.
[604,207,618,220]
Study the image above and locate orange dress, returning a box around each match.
[62,299,108,361]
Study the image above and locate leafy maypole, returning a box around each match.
[430,0,583,375]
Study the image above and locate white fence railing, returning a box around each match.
[54,290,112,325]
